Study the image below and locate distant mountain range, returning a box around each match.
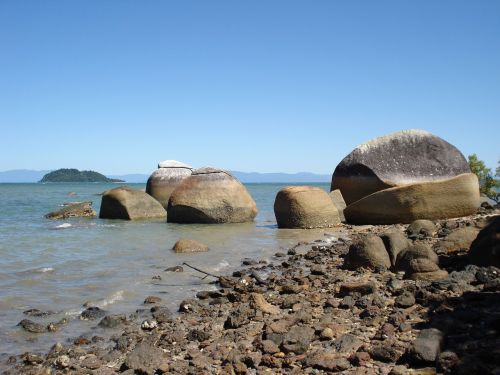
[0,169,331,183]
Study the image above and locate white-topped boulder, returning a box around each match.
[331,129,472,205]
[146,160,193,209]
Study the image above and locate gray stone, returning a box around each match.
[282,326,315,354]
[18,319,47,333]
[151,306,173,323]
[395,291,415,308]
[344,235,391,270]
[124,341,168,374]
[80,307,106,320]
[409,328,443,364]
[332,334,362,354]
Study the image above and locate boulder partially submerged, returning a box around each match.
[146,160,193,209]
[45,202,96,219]
[99,187,166,220]
[331,130,479,224]
[167,167,257,224]
[274,186,341,229]
[172,239,209,253]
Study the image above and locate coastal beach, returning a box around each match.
[0,182,331,363]
[1,181,498,373]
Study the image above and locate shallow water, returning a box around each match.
[0,182,331,359]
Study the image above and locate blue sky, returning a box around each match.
[0,1,498,175]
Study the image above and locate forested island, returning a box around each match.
[39,168,124,183]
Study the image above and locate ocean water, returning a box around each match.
[0,182,331,360]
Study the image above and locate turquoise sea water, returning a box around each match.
[0,182,331,360]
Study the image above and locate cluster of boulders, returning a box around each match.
[46,130,486,230]
[99,164,257,224]
[345,220,448,281]
[272,129,482,229]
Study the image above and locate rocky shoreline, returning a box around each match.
[5,209,500,375]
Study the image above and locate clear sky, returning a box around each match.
[0,1,499,175]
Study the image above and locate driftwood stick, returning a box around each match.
[182,262,221,279]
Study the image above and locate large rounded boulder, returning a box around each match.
[274,186,341,229]
[167,167,257,224]
[331,129,472,205]
[331,130,480,224]
[99,187,167,220]
[146,160,193,209]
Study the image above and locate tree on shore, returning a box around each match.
[468,154,499,203]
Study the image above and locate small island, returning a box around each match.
[39,168,124,183]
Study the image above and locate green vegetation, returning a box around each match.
[40,169,124,183]
[468,154,499,203]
